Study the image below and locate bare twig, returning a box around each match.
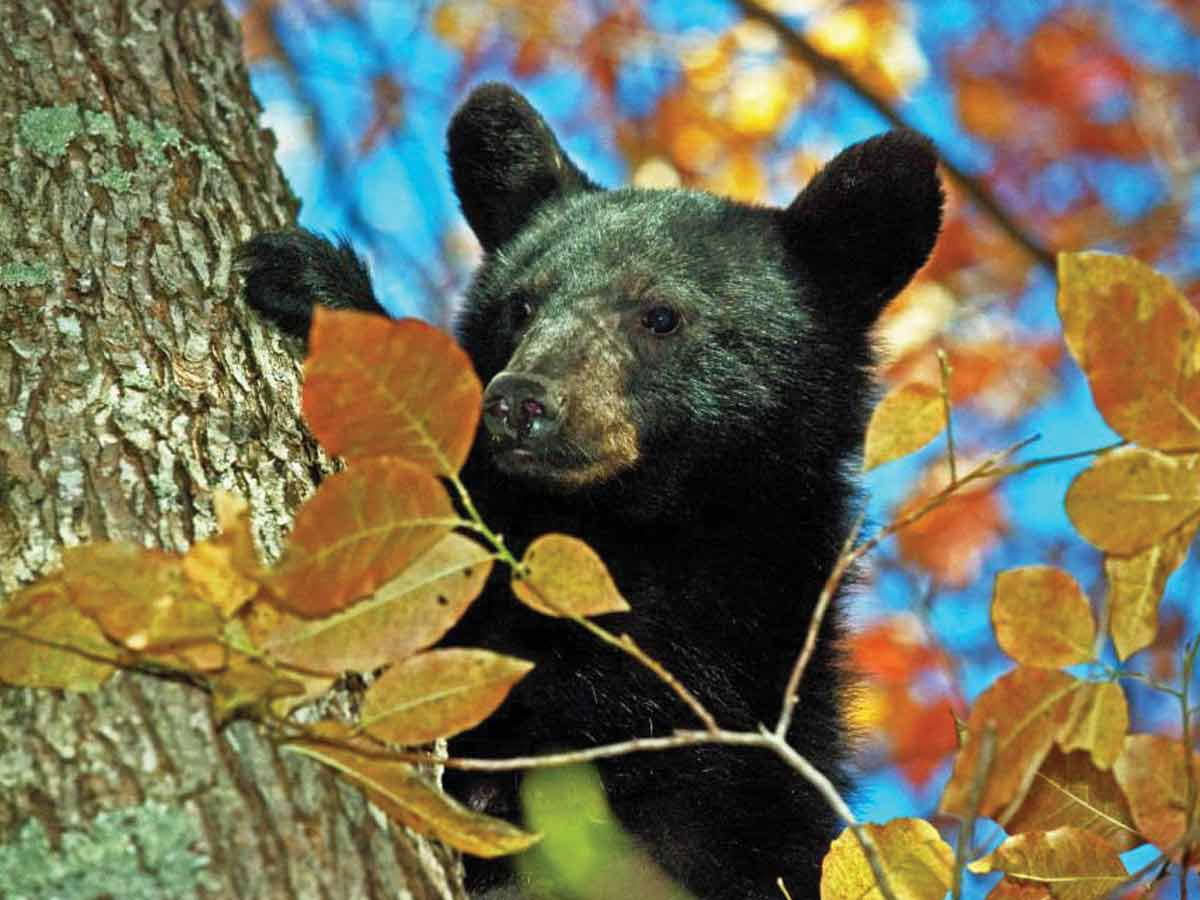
[951,723,995,899]
[937,348,958,486]
[732,0,1058,274]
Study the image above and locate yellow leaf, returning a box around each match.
[1056,682,1128,770]
[267,458,455,617]
[991,567,1095,668]
[62,544,224,653]
[968,827,1126,900]
[863,381,945,471]
[1057,252,1200,451]
[819,818,954,900]
[940,668,1080,823]
[304,310,482,475]
[360,648,533,744]
[209,656,305,725]
[285,732,540,858]
[1065,446,1200,555]
[257,534,491,674]
[1105,522,1196,660]
[182,492,262,618]
[1006,748,1139,853]
[512,534,630,618]
[0,576,118,691]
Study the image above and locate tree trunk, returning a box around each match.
[0,2,464,897]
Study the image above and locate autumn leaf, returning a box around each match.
[1058,252,1200,451]
[819,818,954,900]
[304,309,482,475]
[285,731,540,858]
[967,827,1127,900]
[986,880,1051,900]
[61,543,224,653]
[360,648,533,744]
[1105,522,1196,660]
[1113,733,1200,861]
[1005,748,1140,853]
[182,491,263,618]
[1056,682,1128,770]
[512,534,630,618]
[0,575,118,691]
[940,667,1080,822]
[992,566,1095,668]
[863,381,945,471]
[267,458,455,617]
[254,533,492,674]
[1065,447,1200,555]
[209,656,305,725]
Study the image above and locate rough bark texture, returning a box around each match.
[0,2,464,897]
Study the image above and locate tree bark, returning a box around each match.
[0,2,464,897]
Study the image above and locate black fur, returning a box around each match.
[239,83,942,900]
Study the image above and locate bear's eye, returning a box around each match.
[641,305,680,336]
[508,294,534,328]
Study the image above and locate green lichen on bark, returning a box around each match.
[0,262,51,288]
[0,802,212,900]
[17,105,82,163]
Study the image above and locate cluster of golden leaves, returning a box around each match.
[0,308,630,859]
[832,253,1199,896]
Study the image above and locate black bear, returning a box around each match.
[240,83,942,899]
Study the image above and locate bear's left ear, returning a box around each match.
[448,83,600,253]
[780,130,943,327]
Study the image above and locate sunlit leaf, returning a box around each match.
[1056,682,1128,771]
[1113,733,1200,862]
[985,880,1051,900]
[1105,522,1196,660]
[1006,748,1140,853]
[182,491,262,618]
[992,566,1095,668]
[256,534,491,674]
[267,458,455,617]
[286,730,539,858]
[940,668,1080,823]
[360,648,533,744]
[1058,252,1200,451]
[304,309,481,475]
[1065,447,1200,555]
[0,576,118,691]
[819,818,954,900]
[61,544,223,653]
[863,381,945,471]
[967,827,1127,900]
[512,534,630,618]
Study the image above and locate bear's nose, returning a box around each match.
[482,372,560,447]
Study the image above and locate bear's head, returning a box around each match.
[450,84,942,520]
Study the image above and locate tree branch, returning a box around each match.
[732,0,1058,274]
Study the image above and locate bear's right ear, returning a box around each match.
[448,83,599,253]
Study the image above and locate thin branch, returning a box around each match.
[776,513,863,738]
[937,348,958,486]
[732,0,1057,273]
[952,723,995,900]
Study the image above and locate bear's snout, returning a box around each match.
[483,371,561,448]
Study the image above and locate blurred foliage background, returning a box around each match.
[232,0,1199,885]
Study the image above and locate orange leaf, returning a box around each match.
[1065,447,1200,555]
[986,880,1051,900]
[285,730,540,858]
[511,534,630,618]
[304,309,482,475]
[1105,522,1196,660]
[61,544,223,653]
[992,566,1095,668]
[1058,252,1200,451]
[360,648,533,744]
[863,381,945,471]
[256,533,491,674]
[967,827,1127,899]
[1006,748,1139,853]
[267,458,454,617]
[1056,682,1128,771]
[0,575,118,691]
[1113,733,1200,862]
[940,668,1080,822]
